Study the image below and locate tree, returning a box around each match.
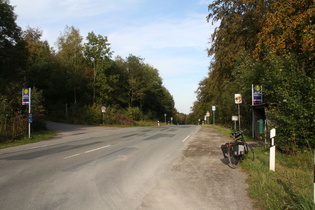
[84,32,113,103]
[22,27,54,91]
[193,0,273,126]
[56,26,85,104]
[207,0,270,80]
[255,0,315,65]
[0,0,27,91]
[0,0,29,140]
[125,55,147,108]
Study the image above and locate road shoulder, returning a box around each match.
[139,127,253,210]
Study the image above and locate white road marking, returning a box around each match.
[183,135,191,142]
[84,145,111,153]
[64,145,111,159]
[29,145,49,150]
[64,153,80,159]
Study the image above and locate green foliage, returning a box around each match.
[0,0,27,90]
[126,107,143,121]
[260,54,315,151]
[84,31,113,103]
[56,25,86,104]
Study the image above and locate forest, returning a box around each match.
[0,0,181,141]
[188,0,315,151]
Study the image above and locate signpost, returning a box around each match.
[251,84,263,138]
[232,116,238,130]
[101,106,106,124]
[22,88,31,138]
[235,94,242,130]
[206,111,210,125]
[212,106,216,125]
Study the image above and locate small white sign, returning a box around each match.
[232,116,238,121]
[212,106,216,111]
[101,106,106,113]
[235,93,242,104]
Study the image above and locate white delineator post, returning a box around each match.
[269,128,276,171]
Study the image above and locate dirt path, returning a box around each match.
[139,127,254,210]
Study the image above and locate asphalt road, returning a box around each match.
[0,122,199,210]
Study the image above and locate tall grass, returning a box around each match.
[0,130,56,149]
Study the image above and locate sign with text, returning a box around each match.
[235,94,242,104]
[253,85,263,104]
[22,88,29,105]
[206,111,210,117]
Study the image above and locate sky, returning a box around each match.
[10,0,216,114]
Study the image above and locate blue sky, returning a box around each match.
[11,0,216,114]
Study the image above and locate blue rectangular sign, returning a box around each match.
[253,85,262,104]
[22,88,29,105]
[28,113,33,123]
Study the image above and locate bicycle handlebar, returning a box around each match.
[230,129,247,138]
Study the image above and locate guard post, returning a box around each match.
[270,128,276,171]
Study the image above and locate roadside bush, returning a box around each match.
[126,107,143,121]
[103,106,135,126]
[261,54,315,152]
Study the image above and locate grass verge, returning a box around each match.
[242,147,314,209]
[0,130,56,149]
[204,124,315,209]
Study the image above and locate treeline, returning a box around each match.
[188,0,315,151]
[0,0,179,141]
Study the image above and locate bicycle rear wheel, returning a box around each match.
[227,146,240,168]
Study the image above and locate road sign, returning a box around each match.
[235,93,242,104]
[212,106,216,111]
[101,106,106,113]
[206,111,210,117]
[22,88,29,105]
[232,116,238,121]
[28,113,33,123]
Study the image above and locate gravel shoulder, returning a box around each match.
[138,127,254,210]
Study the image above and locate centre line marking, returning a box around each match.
[85,145,111,153]
[183,135,191,142]
[64,145,111,159]
[64,154,80,159]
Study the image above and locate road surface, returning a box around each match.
[0,122,198,210]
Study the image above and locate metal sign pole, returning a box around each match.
[239,104,241,130]
[28,88,31,139]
